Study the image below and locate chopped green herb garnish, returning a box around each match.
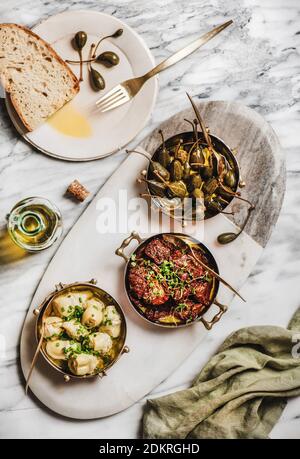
[103,355,111,365]
[175,303,187,312]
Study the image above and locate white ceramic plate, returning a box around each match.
[5,10,158,161]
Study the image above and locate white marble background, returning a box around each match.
[0,0,299,439]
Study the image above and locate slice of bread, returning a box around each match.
[0,23,79,131]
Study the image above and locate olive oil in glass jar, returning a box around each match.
[7,197,62,252]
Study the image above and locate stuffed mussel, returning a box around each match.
[27,280,129,386]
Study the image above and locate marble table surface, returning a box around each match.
[0,0,299,439]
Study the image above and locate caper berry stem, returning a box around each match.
[218,180,254,208]
[126,149,154,165]
[153,169,167,184]
[217,205,255,245]
[88,44,95,71]
[127,150,168,179]
[184,118,195,140]
[92,28,123,58]
[72,31,87,82]
[78,49,83,81]
[193,119,199,143]
[187,93,213,151]
[159,129,166,150]
[66,57,98,64]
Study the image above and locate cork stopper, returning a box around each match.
[67,180,90,202]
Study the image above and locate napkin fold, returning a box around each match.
[143,308,300,439]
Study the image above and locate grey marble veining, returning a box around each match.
[0,0,300,439]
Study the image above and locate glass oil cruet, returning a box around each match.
[7,197,63,252]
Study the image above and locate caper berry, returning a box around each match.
[187,174,202,192]
[167,181,187,199]
[90,67,105,91]
[73,31,87,51]
[176,147,189,164]
[170,159,183,181]
[224,169,237,189]
[158,149,172,169]
[97,51,120,68]
[217,233,237,244]
[192,188,204,199]
[201,166,213,180]
[150,161,170,182]
[190,148,204,169]
[182,162,191,180]
[112,28,123,38]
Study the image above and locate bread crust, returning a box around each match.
[0,23,80,131]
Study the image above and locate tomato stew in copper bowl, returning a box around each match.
[116,231,229,329]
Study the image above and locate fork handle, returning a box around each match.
[144,20,232,80]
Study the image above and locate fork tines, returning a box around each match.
[96,84,130,112]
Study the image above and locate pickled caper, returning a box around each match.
[97,51,120,68]
[224,169,237,189]
[176,146,189,164]
[187,174,202,192]
[72,31,87,82]
[158,149,171,169]
[126,149,170,182]
[73,31,87,51]
[203,178,218,195]
[217,187,232,200]
[112,28,123,38]
[150,161,170,182]
[158,130,172,168]
[182,161,191,180]
[170,159,183,181]
[192,188,204,199]
[90,67,105,91]
[190,148,204,169]
[166,181,187,199]
[217,233,237,244]
[206,200,222,214]
[147,180,166,197]
[201,166,213,180]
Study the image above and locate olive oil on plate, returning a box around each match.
[47,103,92,138]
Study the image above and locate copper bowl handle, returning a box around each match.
[115,231,143,263]
[200,299,228,330]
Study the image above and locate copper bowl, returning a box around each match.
[32,279,129,382]
[116,231,228,330]
[145,130,241,222]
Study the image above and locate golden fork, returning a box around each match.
[95,20,233,113]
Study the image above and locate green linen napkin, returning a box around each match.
[143,308,300,439]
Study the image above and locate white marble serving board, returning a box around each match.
[20,101,284,419]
